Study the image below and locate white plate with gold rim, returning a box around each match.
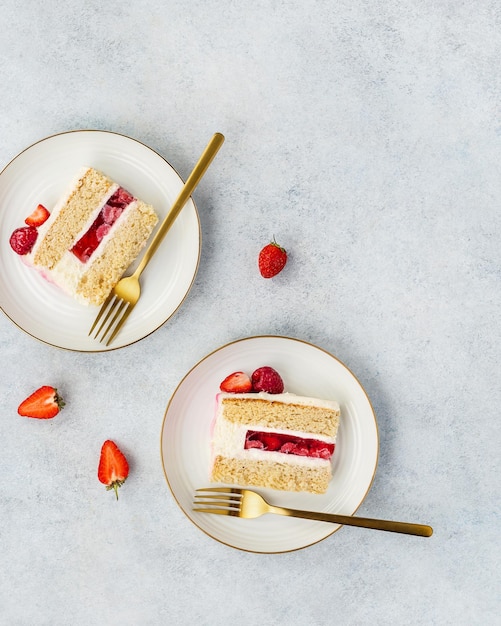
[161,336,379,553]
[0,130,200,351]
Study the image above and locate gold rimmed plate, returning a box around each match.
[161,336,379,553]
[0,130,201,351]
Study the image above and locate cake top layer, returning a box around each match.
[218,391,340,411]
[217,391,340,438]
[30,167,117,268]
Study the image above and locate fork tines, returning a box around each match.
[193,487,242,515]
[89,294,131,345]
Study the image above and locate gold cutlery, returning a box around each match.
[89,132,225,345]
[193,487,433,537]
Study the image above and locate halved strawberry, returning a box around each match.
[219,371,253,393]
[98,440,129,500]
[17,385,65,419]
[25,204,50,227]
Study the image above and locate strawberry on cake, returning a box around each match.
[210,391,341,494]
[9,167,158,306]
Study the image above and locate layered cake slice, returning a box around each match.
[10,167,158,305]
[210,392,341,494]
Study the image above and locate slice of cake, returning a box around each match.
[210,392,341,494]
[12,167,158,305]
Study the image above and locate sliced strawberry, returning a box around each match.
[220,371,253,393]
[17,385,65,419]
[98,440,129,500]
[9,226,38,255]
[25,204,50,227]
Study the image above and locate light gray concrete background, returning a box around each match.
[1,1,499,624]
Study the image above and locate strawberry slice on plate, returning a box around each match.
[219,371,253,393]
[98,440,129,499]
[17,385,65,418]
[25,204,50,227]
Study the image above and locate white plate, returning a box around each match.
[0,130,200,351]
[161,336,379,553]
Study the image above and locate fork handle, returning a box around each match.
[268,505,433,537]
[134,132,225,277]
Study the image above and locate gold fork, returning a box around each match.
[89,132,225,345]
[193,488,433,537]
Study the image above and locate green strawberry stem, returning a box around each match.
[270,236,285,252]
[55,391,66,410]
[106,479,126,500]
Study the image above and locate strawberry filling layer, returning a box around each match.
[71,187,134,262]
[244,430,335,459]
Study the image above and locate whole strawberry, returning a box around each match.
[17,385,65,419]
[251,366,284,394]
[258,239,287,278]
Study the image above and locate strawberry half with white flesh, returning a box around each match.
[17,386,65,419]
[220,371,253,393]
[98,440,129,500]
[25,204,50,227]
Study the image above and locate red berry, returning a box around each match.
[258,239,287,278]
[102,204,122,225]
[98,440,129,500]
[9,226,38,255]
[245,439,265,449]
[260,433,282,451]
[17,386,65,419]
[317,445,334,460]
[294,444,310,456]
[251,366,284,394]
[25,204,50,227]
[96,223,111,242]
[220,371,253,393]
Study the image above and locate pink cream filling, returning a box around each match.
[71,187,134,263]
[244,430,335,459]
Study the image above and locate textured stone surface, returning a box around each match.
[0,1,500,624]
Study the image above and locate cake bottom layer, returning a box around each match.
[211,455,331,494]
